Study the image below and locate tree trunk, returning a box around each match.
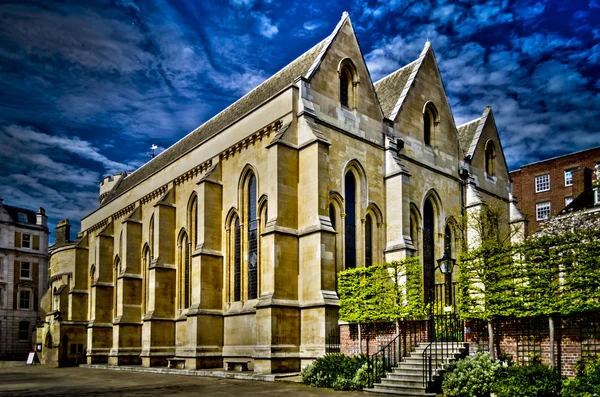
[549,316,555,368]
[488,321,495,360]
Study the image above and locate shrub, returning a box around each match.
[301,353,368,390]
[352,360,386,389]
[442,352,501,397]
[562,357,600,397]
[492,355,562,397]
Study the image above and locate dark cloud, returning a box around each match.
[1,0,598,242]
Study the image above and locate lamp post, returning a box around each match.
[437,250,456,307]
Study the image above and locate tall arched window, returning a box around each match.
[423,103,438,146]
[247,175,258,300]
[410,206,420,253]
[329,203,336,230]
[339,60,357,109]
[365,214,373,267]
[142,245,150,315]
[113,257,120,319]
[233,217,241,302]
[423,199,435,304]
[178,232,190,309]
[149,215,155,260]
[188,195,198,248]
[345,172,356,269]
[485,140,496,177]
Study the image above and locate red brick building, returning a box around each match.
[510,146,600,235]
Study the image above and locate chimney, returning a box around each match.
[37,207,48,227]
[572,167,593,199]
[55,219,71,245]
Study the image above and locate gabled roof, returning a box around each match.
[374,60,417,119]
[373,42,431,121]
[102,36,329,206]
[457,106,490,158]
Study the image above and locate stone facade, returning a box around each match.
[510,146,600,234]
[0,198,49,359]
[37,14,519,372]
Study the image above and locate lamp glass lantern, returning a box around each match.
[437,250,455,275]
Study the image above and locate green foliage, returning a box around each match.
[442,352,501,397]
[458,229,600,320]
[562,357,600,397]
[301,353,367,390]
[338,257,426,323]
[492,355,562,397]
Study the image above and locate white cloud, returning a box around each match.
[253,12,279,38]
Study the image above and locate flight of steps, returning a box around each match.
[368,342,469,396]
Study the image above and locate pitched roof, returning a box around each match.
[374,60,417,119]
[1,204,37,224]
[457,106,491,158]
[373,42,431,121]
[457,118,482,157]
[102,38,328,206]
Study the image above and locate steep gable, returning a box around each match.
[470,107,510,177]
[305,13,384,123]
[387,43,461,157]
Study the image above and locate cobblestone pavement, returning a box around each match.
[0,365,370,396]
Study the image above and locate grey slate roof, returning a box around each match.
[457,118,481,157]
[2,204,37,224]
[103,39,328,206]
[374,61,417,119]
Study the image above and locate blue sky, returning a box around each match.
[0,0,599,241]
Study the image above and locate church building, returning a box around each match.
[37,13,523,372]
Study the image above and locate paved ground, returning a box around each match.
[0,365,370,396]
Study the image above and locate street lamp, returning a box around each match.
[437,250,456,306]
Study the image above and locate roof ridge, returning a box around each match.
[374,59,418,85]
[387,42,431,121]
[2,204,36,213]
[304,12,350,80]
[457,117,482,129]
[125,38,328,180]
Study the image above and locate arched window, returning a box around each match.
[365,214,373,267]
[142,245,150,315]
[247,174,258,300]
[444,224,454,257]
[339,60,357,109]
[329,203,336,230]
[345,172,357,269]
[113,256,120,319]
[233,217,241,302]
[178,232,190,309]
[188,194,198,248]
[423,103,438,146]
[149,215,155,260]
[485,140,496,177]
[410,206,420,253]
[423,198,435,304]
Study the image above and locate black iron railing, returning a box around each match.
[326,327,340,353]
[366,321,427,388]
[422,282,465,392]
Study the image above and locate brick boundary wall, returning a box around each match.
[466,313,600,377]
[340,320,429,357]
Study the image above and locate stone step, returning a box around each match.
[380,377,425,388]
[370,383,436,396]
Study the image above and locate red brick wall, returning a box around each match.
[339,320,430,357]
[510,147,600,235]
[466,314,600,377]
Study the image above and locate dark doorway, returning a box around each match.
[423,199,435,305]
[60,335,69,367]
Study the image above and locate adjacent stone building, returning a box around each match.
[37,14,522,372]
[510,146,600,234]
[0,198,49,359]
